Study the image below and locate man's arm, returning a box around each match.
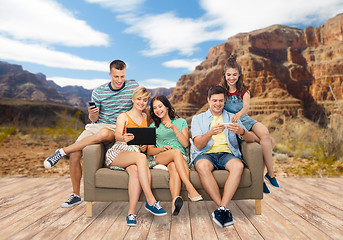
[193,123,224,150]
[226,123,255,143]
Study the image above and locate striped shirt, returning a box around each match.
[91,80,139,125]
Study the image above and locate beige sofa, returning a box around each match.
[83,142,264,217]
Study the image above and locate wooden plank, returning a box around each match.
[206,201,241,240]
[147,202,171,240]
[228,201,264,240]
[269,181,343,240]
[123,202,154,240]
[301,178,343,198]
[8,202,85,240]
[0,178,49,197]
[101,203,140,240]
[169,201,192,240]
[277,178,343,221]
[0,187,76,239]
[279,178,343,209]
[76,202,127,239]
[235,199,309,240]
[0,178,70,219]
[53,202,111,240]
[189,201,218,240]
[0,179,70,220]
[264,194,331,240]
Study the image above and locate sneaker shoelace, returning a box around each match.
[128,214,136,221]
[49,151,62,164]
[153,202,162,210]
[66,194,76,203]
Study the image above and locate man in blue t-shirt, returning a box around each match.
[44,60,139,208]
[191,86,255,228]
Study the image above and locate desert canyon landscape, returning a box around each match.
[0,13,342,178]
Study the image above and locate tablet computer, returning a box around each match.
[126,127,156,145]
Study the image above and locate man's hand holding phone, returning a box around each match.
[88,102,99,122]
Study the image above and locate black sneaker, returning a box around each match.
[223,209,234,227]
[60,193,82,208]
[172,196,183,216]
[212,207,226,228]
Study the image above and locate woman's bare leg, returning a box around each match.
[155,149,200,198]
[167,162,182,200]
[251,122,275,178]
[126,165,142,215]
[110,152,156,205]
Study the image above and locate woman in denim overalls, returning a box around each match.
[221,54,280,194]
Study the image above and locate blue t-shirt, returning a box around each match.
[150,118,188,156]
[91,80,139,124]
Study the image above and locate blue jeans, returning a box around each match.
[193,152,242,170]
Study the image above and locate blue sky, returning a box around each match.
[0,0,342,90]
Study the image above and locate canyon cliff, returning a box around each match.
[170,14,343,122]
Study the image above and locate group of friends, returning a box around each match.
[44,56,279,228]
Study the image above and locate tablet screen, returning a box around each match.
[126,127,156,145]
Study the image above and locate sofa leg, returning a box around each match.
[86,202,93,217]
[255,199,261,215]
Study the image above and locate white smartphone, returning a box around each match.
[220,123,234,127]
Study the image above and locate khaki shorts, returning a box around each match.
[77,123,116,142]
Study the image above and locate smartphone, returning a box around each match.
[88,102,96,109]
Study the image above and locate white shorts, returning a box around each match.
[105,142,140,167]
[76,123,116,142]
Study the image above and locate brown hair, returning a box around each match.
[207,85,226,99]
[220,54,247,99]
[110,60,126,71]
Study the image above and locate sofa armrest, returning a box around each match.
[83,143,105,200]
[241,142,264,198]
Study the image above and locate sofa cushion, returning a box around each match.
[95,167,251,189]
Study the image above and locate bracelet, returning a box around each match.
[241,129,246,136]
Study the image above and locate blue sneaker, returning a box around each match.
[126,214,137,226]
[263,182,270,194]
[265,173,279,188]
[212,207,226,228]
[60,193,82,208]
[223,209,234,227]
[145,201,167,216]
[44,149,63,169]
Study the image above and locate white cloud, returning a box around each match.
[120,12,221,56]
[200,0,343,36]
[0,36,108,71]
[138,78,176,89]
[0,0,109,47]
[85,0,145,13]
[118,0,343,56]
[50,77,176,90]
[163,59,202,71]
[49,77,109,90]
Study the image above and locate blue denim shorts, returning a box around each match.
[193,152,242,170]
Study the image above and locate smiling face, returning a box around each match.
[109,68,126,90]
[208,93,225,116]
[225,67,240,91]
[132,94,149,111]
[152,99,168,120]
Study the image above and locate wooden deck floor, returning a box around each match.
[1,177,343,240]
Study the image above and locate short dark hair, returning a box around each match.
[110,60,126,71]
[207,85,226,99]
